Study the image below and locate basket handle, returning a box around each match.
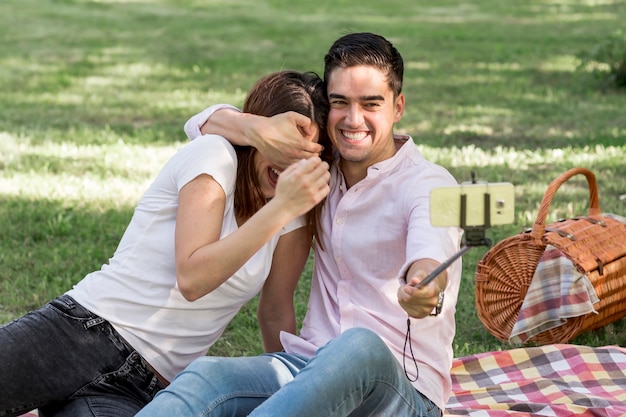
[531,167,601,238]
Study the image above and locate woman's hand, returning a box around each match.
[271,156,330,218]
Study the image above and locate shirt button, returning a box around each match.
[336,218,343,224]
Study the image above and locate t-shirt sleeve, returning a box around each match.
[281,215,306,236]
[171,135,238,197]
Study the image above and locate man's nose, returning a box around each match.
[344,105,363,127]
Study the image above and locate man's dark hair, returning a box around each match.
[323,32,404,97]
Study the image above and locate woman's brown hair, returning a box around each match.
[234,71,332,245]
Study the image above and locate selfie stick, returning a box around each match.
[414,185,493,289]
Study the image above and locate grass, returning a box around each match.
[1,0,625,357]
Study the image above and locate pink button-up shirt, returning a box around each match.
[280,137,462,411]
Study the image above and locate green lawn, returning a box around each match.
[1,0,625,357]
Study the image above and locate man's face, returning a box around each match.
[326,65,405,169]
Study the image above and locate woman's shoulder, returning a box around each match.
[171,135,238,170]
[161,135,239,195]
[185,134,237,156]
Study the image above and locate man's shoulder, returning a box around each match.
[394,138,456,183]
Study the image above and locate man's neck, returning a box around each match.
[339,160,368,189]
[339,138,404,189]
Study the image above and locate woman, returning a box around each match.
[0,71,331,417]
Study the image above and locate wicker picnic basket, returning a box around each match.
[475,167,626,345]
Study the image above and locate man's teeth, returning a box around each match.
[271,168,281,176]
[342,131,367,140]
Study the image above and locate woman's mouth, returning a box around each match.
[268,167,280,187]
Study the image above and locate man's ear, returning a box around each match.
[394,93,405,123]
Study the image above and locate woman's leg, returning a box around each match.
[136,352,308,417]
[249,328,440,417]
[38,347,164,417]
[0,295,163,417]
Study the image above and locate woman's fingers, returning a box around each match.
[275,157,330,213]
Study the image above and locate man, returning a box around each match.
[137,32,462,417]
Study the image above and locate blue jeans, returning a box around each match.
[0,295,165,417]
[136,328,440,417]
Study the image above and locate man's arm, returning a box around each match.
[185,105,324,169]
[184,104,239,140]
[257,226,310,352]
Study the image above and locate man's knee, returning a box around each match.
[331,328,395,365]
[174,356,243,389]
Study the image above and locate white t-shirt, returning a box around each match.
[67,135,304,381]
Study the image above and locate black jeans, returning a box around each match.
[0,295,165,417]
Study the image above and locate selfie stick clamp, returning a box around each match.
[415,176,493,289]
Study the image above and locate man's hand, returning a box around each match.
[245,112,324,169]
[397,259,446,318]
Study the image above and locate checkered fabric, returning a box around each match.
[509,245,599,345]
[445,344,626,416]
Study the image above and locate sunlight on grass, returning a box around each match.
[0,132,179,208]
[474,62,522,72]
[457,105,515,117]
[1,174,153,209]
[543,0,623,5]
[534,12,617,22]
[420,144,625,170]
[405,61,433,70]
[473,53,577,74]
[1,52,246,120]
[415,4,491,23]
[539,54,578,72]
[449,73,507,85]
[91,0,157,3]
[443,124,494,136]
[0,57,58,78]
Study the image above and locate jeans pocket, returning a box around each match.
[47,295,104,326]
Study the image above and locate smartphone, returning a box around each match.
[430,182,515,227]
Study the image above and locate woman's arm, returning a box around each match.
[257,226,311,352]
[175,157,329,301]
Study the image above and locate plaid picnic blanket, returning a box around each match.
[445,344,626,417]
[509,245,599,345]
